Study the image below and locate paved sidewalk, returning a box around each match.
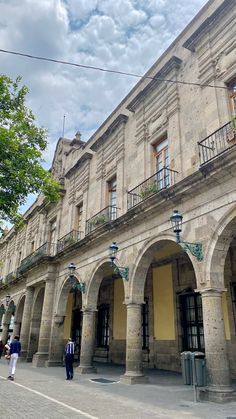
[0,361,236,418]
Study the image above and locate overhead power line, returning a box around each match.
[0,48,227,90]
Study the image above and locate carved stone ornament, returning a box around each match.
[54,314,65,326]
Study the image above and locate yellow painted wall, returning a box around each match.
[153,264,175,340]
[222,292,230,340]
[63,293,73,339]
[113,278,126,339]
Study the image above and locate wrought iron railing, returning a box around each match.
[198,121,236,165]
[127,167,178,209]
[86,206,118,234]
[19,242,57,272]
[57,230,82,253]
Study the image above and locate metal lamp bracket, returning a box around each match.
[179,241,203,262]
[113,265,129,281]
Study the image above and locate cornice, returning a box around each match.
[126,56,182,112]
[90,114,128,152]
[183,0,235,52]
[65,152,93,178]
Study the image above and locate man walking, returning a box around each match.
[64,338,74,380]
[8,335,21,381]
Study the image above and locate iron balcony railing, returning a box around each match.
[19,242,57,272]
[198,121,236,165]
[127,167,178,210]
[57,230,82,253]
[86,205,118,235]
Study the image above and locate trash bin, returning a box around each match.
[191,352,207,387]
[181,351,193,385]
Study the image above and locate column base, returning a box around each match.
[120,372,149,385]
[46,360,63,367]
[19,350,28,362]
[77,365,97,374]
[32,352,49,367]
[199,386,236,403]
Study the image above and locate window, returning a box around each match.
[179,291,204,352]
[96,304,109,348]
[153,138,169,188]
[76,203,83,233]
[17,251,22,266]
[108,177,117,221]
[50,220,56,243]
[142,298,149,350]
[228,78,236,115]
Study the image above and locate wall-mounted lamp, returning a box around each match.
[6,294,11,306]
[109,242,129,281]
[68,263,86,293]
[170,210,203,262]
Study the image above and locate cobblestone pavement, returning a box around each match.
[0,361,236,418]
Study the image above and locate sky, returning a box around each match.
[0,0,207,212]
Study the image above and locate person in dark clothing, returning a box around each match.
[64,338,74,380]
[0,340,4,359]
[8,335,21,381]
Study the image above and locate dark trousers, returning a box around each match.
[65,354,74,379]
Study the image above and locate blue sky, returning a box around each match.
[0,0,207,213]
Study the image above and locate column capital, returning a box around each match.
[124,301,144,307]
[197,287,227,297]
[81,308,97,314]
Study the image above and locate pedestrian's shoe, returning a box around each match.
[66,377,70,380]
[7,376,11,379]
[8,376,14,381]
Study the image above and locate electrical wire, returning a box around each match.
[0,48,227,90]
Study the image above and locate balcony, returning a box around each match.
[4,272,17,284]
[86,206,118,234]
[127,167,178,210]
[198,121,236,165]
[57,230,82,253]
[19,242,57,273]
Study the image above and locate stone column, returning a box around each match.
[20,287,34,361]
[120,303,147,384]
[32,279,55,367]
[1,321,10,344]
[47,315,65,367]
[77,309,97,374]
[13,321,21,337]
[199,288,234,402]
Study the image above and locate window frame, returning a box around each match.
[179,291,205,352]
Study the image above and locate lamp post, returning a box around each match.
[170,210,203,261]
[68,263,86,293]
[109,242,129,280]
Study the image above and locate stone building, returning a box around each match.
[0,0,236,403]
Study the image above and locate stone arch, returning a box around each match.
[13,294,25,337]
[205,206,236,288]
[27,287,45,361]
[129,233,198,303]
[85,258,118,310]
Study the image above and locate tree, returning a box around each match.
[0,75,60,232]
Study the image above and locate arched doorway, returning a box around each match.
[129,238,201,373]
[13,295,25,338]
[27,287,44,361]
[79,260,126,372]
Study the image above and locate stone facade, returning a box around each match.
[1,0,236,402]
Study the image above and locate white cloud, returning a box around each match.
[0,0,207,172]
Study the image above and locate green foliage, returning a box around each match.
[0,75,60,232]
[140,183,158,199]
